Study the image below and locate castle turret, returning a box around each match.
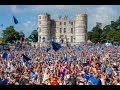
[74,14,87,43]
[38,13,51,44]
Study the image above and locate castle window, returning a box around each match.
[64,22,66,25]
[45,16,48,20]
[64,28,66,33]
[71,36,73,42]
[43,16,45,19]
[61,39,64,43]
[43,37,45,42]
[71,22,73,25]
[52,21,55,27]
[60,22,62,25]
[43,37,45,39]
[39,16,41,19]
[39,21,41,24]
[51,22,53,26]
[60,28,62,33]
[39,36,41,42]
[39,28,41,32]
[71,28,73,34]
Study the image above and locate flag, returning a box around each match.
[46,47,51,52]
[13,16,18,24]
[0,24,3,27]
[10,52,14,59]
[52,42,61,51]
[2,52,8,59]
[22,54,31,63]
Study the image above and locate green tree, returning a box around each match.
[87,31,92,40]
[29,30,38,42]
[101,17,120,43]
[106,29,120,42]
[87,24,103,43]
[88,16,120,44]
[100,25,111,43]
[2,26,20,43]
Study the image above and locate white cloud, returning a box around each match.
[20,20,37,37]
[27,21,31,24]
[8,5,22,14]
[7,5,30,14]
[86,6,118,31]
[9,5,17,13]
[18,5,119,32]
[23,21,33,30]
[55,5,66,9]
[1,5,119,36]
[94,6,117,24]
[49,5,118,31]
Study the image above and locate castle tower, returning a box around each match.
[38,13,51,46]
[74,14,87,43]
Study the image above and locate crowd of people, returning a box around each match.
[0,43,120,85]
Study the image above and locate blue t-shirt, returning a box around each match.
[108,68,113,76]
[84,73,90,81]
[0,79,8,85]
[64,57,67,61]
[26,62,31,68]
[88,74,99,85]
[30,71,35,79]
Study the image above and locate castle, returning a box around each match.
[38,13,87,46]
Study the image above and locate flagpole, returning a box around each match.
[12,15,19,44]
[12,14,16,43]
[0,25,3,38]
[0,26,1,38]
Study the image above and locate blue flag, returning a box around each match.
[0,24,3,27]
[46,47,51,52]
[22,54,31,63]
[13,16,18,24]
[2,52,8,59]
[52,42,61,51]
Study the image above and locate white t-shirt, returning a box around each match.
[42,73,49,83]
[66,74,70,79]
[117,83,120,85]
[1,54,2,57]
[101,79,105,85]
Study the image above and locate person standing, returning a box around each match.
[50,77,59,85]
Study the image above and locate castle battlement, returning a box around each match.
[58,16,68,20]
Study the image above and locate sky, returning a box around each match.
[0,5,120,37]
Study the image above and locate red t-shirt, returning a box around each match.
[50,80,59,85]
[69,69,72,74]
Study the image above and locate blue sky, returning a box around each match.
[0,5,120,37]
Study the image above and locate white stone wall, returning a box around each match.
[54,17,75,43]
[38,13,51,43]
[75,14,87,43]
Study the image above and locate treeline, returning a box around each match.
[1,16,120,44]
[87,16,120,43]
[0,26,38,44]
